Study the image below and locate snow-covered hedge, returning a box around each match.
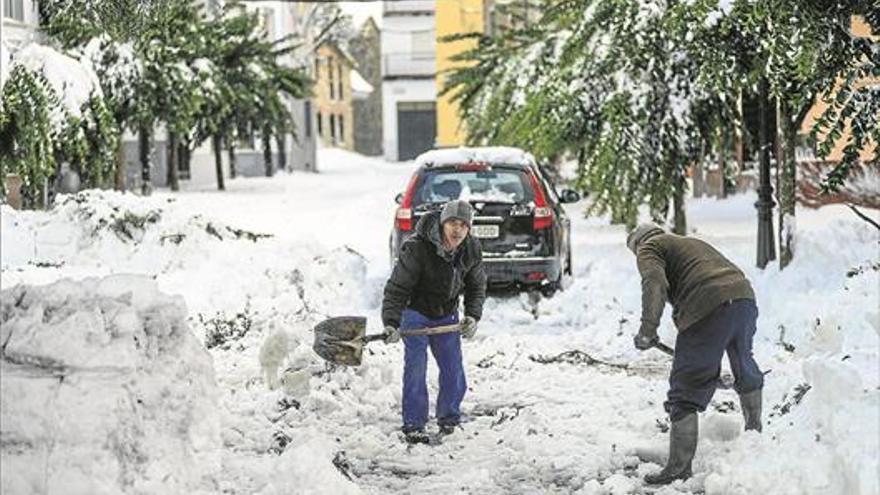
[0,44,118,208]
[0,275,220,494]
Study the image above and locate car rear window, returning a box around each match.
[413,168,534,207]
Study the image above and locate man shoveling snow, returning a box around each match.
[627,224,765,485]
[381,200,487,444]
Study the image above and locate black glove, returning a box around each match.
[633,325,659,351]
[383,325,400,344]
[460,316,478,339]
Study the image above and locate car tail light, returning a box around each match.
[526,271,547,281]
[527,171,553,230]
[395,173,420,231]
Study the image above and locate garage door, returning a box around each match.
[397,101,436,161]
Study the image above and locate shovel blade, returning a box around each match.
[313,316,368,366]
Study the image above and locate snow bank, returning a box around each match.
[0,275,220,495]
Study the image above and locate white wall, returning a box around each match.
[381,15,435,55]
[382,78,436,161]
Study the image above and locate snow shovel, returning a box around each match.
[313,316,462,366]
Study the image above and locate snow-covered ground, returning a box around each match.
[2,148,878,495]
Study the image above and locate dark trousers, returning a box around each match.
[666,299,763,421]
[401,309,466,430]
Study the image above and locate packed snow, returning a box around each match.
[1,148,878,494]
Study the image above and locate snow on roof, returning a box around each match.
[13,43,102,122]
[349,68,373,99]
[415,146,537,167]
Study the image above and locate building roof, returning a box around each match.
[350,69,374,99]
[317,39,356,66]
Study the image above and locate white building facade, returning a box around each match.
[381,0,437,162]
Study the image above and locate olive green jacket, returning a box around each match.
[637,233,755,333]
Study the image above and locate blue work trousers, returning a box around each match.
[400,309,466,430]
[666,299,764,421]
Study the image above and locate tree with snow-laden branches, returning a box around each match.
[670,0,878,268]
[444,0,717,234]
[444,0,878,267]
[0,45,118,208]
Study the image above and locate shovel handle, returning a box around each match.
[654,342,675,356]
[400,322,462,337]
[362,323,462,343]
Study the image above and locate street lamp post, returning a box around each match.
[756,78,776,268]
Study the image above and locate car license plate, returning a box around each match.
[472,224,499,239]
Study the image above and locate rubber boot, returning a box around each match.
[644,413,698,485]
[740,388,762,432]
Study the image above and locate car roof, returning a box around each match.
[414,146,537,169]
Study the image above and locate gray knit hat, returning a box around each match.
[626,224,664,253]
[440,200,474,227]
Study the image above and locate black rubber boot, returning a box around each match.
[739,388,763,432]
[644,413,698,485]
[403,427,430,444]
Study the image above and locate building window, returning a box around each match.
[411,29,434,54]
[317,111,323,137]
[314,57,320,77]
[328,56,335,100]
[330,114,336,141]
[4,0,24,21]
[304,101,312,138]
[337,64,344,101]
[338,114,344,142]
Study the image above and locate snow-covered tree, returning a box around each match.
[444,0,714,232]
[0,45,118,208]
[674,0,879,268]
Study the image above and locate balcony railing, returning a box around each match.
[383,0,435,16]
[383,52,435,77]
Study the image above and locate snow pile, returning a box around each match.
[0,275,221,494]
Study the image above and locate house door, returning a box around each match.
[397,101,436,161]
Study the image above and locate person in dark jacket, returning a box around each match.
[627,224,764,485]
[382,199,487,443]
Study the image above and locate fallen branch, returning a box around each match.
[528,350,628,370]
[847,203,880,231]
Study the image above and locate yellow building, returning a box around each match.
[435,0,541,147]
[315,42,356,151]
[435,0,485,148]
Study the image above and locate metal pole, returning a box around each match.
[755,78,776,268]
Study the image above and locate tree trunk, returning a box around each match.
[777,98,797,270]
[167,132,179,191]
[263,125,273,177]
[212,134,226,191]
[139,124,152,196]
[718,130,728,199]
[276,133,287,171]
[114,138,126,191]
[672,170,687,235]
[693,143,705,199]
[178,138,189,180]
[227,140,237,179]
[735,91,745,174]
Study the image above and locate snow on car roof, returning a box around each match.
[415,146,536,167]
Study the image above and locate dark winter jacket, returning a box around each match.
[382,211,487,329]
[637,233,755,333]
